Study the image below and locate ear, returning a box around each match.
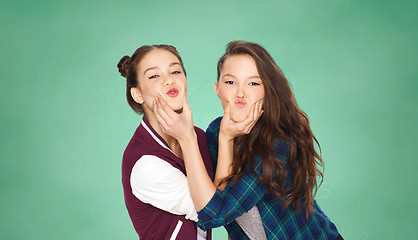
[130,87,144,104]
[214,82,220,97]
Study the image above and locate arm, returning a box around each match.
[214,102,263,189]
[153,95,216,210]
[130,155,198,221]
[213,134,233,189]
[197,158,268,229]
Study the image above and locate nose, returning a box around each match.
[163,74,176,86]
[237,84,245,98]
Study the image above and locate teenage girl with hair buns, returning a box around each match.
[118,44,213,239]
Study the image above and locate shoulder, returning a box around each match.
[206,117,222,145]
[123,122,149,155]
[205,117,222,170]
[206,117,222,135]
[133,155,174,174]
[131,155,182,183]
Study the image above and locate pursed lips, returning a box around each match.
[234,98,246,108]
[167,88,179,97]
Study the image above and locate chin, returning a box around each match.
[230,108,249,122]
[167,100,184,113]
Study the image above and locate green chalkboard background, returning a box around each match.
[1,0,417,239]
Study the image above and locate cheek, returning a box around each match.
[140,84,159,103]
[174,74,187,84]
[217,93,231,108]
[175,76,187,92]
[246,89,265,104]
[221,99,229,109]
[217,88,233,101]
[256,89,265,102]
[143,87,157,99]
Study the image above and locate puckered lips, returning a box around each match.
[234,98,246,108]
[167,88,179,97]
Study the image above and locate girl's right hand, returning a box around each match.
[219,100,263,142]
[153,95,196,142]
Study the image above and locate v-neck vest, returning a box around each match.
[122,117,213,239]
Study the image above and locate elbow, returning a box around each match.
[197,209,228,229]
[198,219,226,230]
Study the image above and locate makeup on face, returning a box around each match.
[216,54,265,122]
[167,88,179,98]
[234,98,247,108]
[136,49,187,113]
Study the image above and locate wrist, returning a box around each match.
[219,132,234,143]
[177,131,197,145]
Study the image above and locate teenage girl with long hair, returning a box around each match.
[153,41,341,239]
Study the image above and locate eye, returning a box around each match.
[149,75,159,79]
[249,82,260,86]
[171,70,181,74]
[224,80,235,85]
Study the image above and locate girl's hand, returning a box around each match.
[153,95,196,142]
[219,100,263,142]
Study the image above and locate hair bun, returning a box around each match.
[117,55,130,78]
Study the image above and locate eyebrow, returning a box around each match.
[144,62,181,75]
[222,73,261,79]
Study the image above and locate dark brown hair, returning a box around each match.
[117,44,186,114]
[218,41,324,218]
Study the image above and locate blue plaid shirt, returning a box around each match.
[197,117,339,240]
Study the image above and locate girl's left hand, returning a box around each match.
[153,94,196,141]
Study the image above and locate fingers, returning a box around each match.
[182,95,191,112]
[221,102,233,123]
[224,102,232,119]
[241,103,257,133]
[153,98,168,130]
[254,100,264,121]
[222,100,264,137]
[224,102,231,114]
[156,97,173,120]
[156,95,178,119]
[251,100,263,122]
[240,101,258,126]
[239,100,263,134]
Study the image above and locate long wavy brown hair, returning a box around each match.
[217,41,324,218]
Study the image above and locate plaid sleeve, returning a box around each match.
[197,163,268,230]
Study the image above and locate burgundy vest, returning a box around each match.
[122,117,213,239]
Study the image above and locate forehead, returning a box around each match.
[137,49,180,72]
[221,54,259,75]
